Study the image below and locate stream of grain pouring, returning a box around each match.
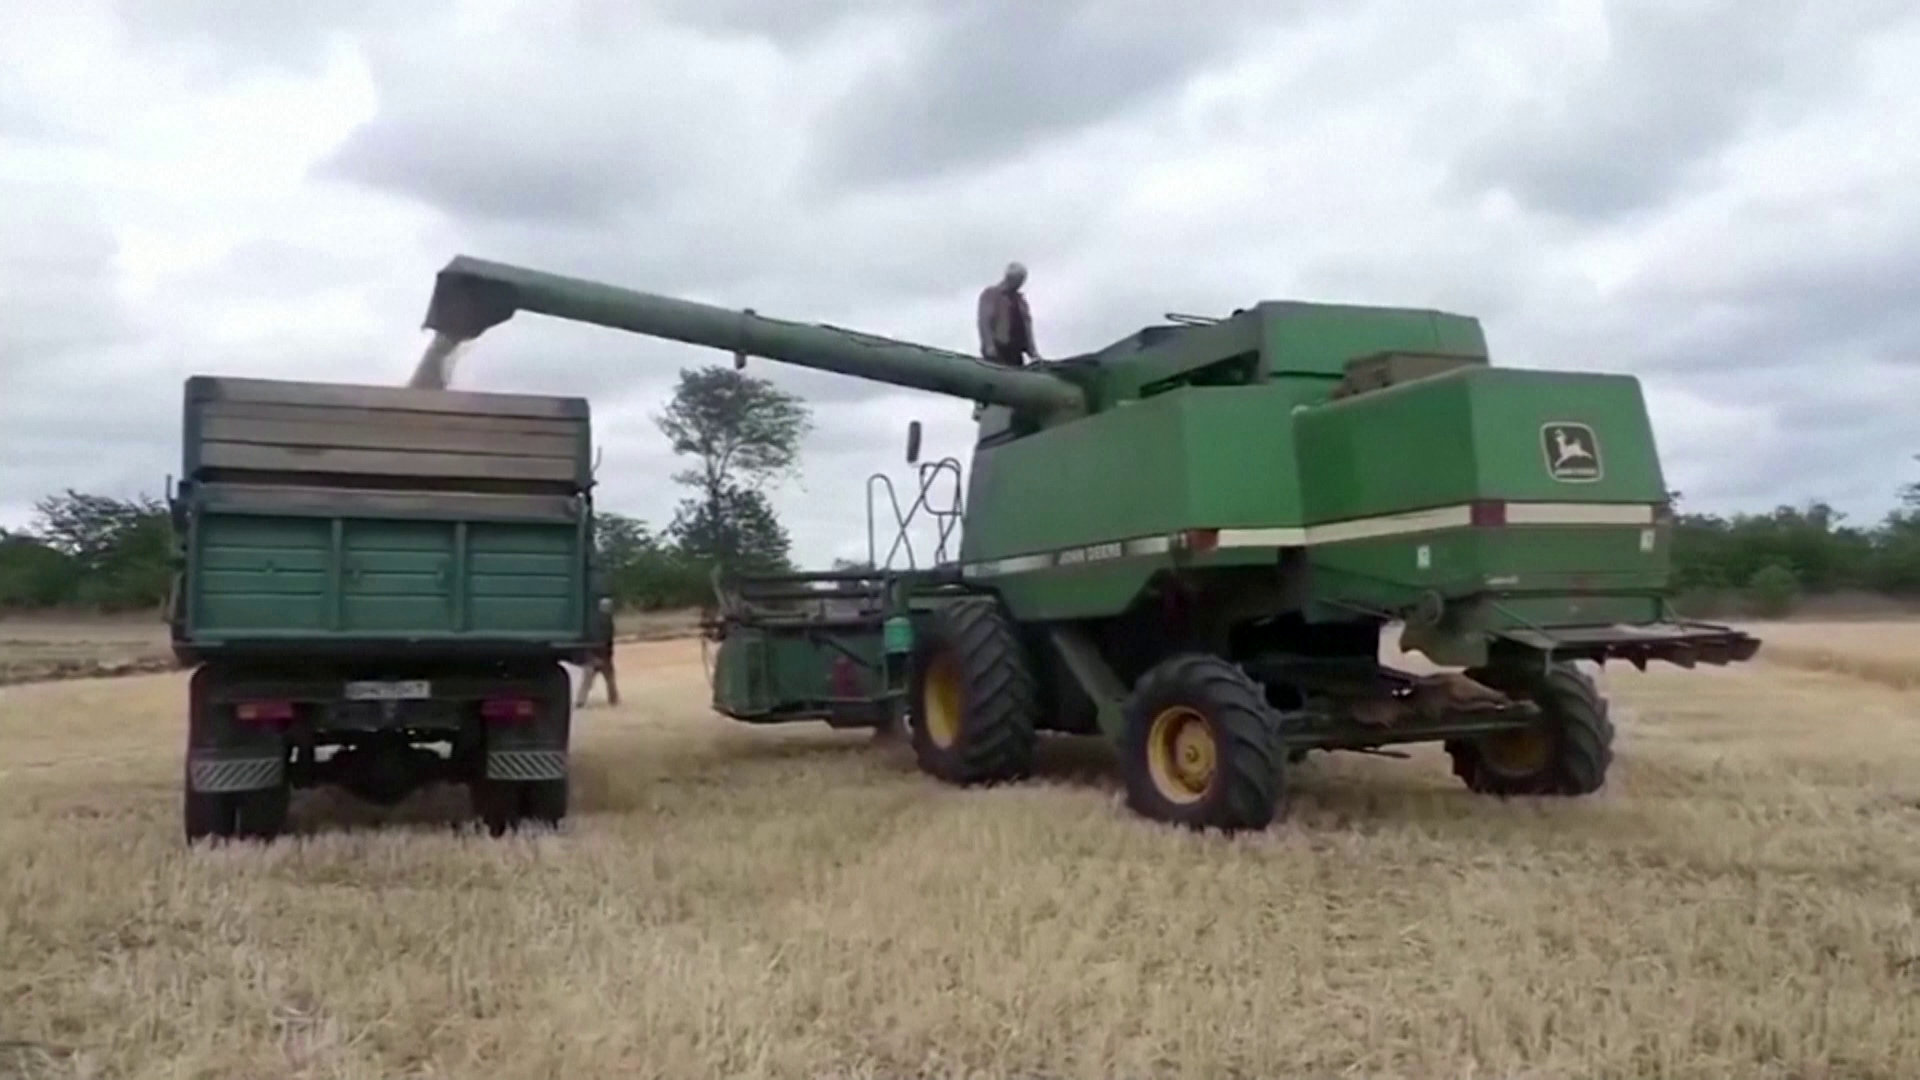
[407,331,466,390]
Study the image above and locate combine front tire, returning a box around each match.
[908,598,1039,785]
[1445,662,1614,797]
[1120,654,1281,832]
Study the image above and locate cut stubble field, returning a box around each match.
[1,621,1918,1079]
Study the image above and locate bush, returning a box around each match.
[1671,588,1729,620]
[1746,563,1801,618]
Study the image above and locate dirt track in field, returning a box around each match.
[1,622,1917,1078]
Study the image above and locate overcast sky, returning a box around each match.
[2,0,1916,567]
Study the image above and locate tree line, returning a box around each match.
[1,367,1915,618]
[1665,473,1920,617]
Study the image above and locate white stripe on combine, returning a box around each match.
[1503,502,1654,526]
[961,501,1657,577]
[1218,503,1474,548]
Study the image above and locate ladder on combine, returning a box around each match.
[699,457,965,727]
[864,456,965,572]
[707,455,965,636]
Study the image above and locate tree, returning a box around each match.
[668,485,792,574]
[0,532,80,608]
[1746,563,1801,618]
[655,366,811,495]
[29,490,173,610]
[586,511,714,610]
[653,366,811,568]
[33,490,165,567]
[592,512,658,575]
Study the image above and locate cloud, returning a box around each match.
[643,0,887,42]
[1450,0,1913,221]
[107,0,451,80]
[801,0,1337,188]
[2,0,1917,568]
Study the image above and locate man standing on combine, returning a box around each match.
[978,261,1042,367]
[574,595,620,708]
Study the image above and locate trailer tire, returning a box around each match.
[1120,653,1282,832]
[184,783,289,843]
[522,778,568,826]
[233,784,291,841]
[908,597,1039,786]
[184,788,235,843]
[1445,661,1614,797]
[182,664,290,844]
[476,778,569,836]
[474,664,572,836]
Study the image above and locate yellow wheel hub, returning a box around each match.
[1146,705,1217,804]
[920,653,963,749]
[1478,726,1553,777]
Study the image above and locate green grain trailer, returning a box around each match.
[169,376,595,842]
[419,256,1761,832]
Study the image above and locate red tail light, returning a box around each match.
[1469,500,1507,527]
[235,700,294,725]
[481,697,537,722]
[1182,528,1220,554]
[830,655,860,696]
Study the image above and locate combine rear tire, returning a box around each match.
[1120,654,1281,832]
[908,597,1039,785]
[1445,661,1614,797]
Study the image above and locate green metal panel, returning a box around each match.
[189,510,585,640]
[466,522,581,635]
[1295,368,1664,522]
[1294,371,1479,521]
[958,365,1671,622]
[962,384,1306,561]
[1307,526,1668,618]
[1263,301,1488,376]
[713,630,771,715]
[192,514,332,633]
[711,623,887,716]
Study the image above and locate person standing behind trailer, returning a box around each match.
[574,595,620,708]
[978,262,1042,367]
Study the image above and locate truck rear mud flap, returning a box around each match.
[188,753,287,793]
[485,748,568,782]
[1493,620,1761,670]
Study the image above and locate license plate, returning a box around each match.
[344,679,431,701]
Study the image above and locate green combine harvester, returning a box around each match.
[420,256,1761,832]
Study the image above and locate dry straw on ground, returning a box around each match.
[1,622,1918,1079]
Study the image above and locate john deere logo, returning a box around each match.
[1541,422,1602,482]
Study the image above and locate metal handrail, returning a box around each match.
[865,457,966,571]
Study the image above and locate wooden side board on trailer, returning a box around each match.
[181,375,593,489]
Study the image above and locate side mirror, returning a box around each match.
[905,420,923,464]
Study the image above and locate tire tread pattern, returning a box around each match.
[1448,661,1614,797]
[1122,653,1281,832]
[912,598,1039,785]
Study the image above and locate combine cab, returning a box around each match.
[418,256,1761,832]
